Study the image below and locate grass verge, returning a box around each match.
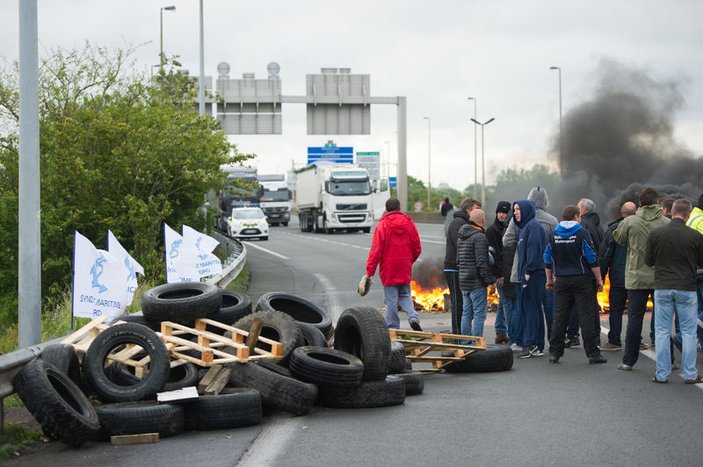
[0,424,43,462]
[225,263,250,293]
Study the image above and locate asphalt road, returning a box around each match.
[8,220,703,466]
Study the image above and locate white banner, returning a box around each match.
[107,230,144,307]
[182,225,220,253]
[182,225,222,278]
[72,231,129,319]
[165,223,199,283]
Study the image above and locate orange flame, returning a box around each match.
[411,280,500,312]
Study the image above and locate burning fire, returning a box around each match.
[410,280,500,313]
[597,277,611,312]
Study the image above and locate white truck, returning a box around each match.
[258,174,292,226]
[295,164,388,233]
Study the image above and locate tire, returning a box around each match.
[229,362,317,416]
[444,345,514,373]
[116,313,162,332]
[83,323,170,402]
[141,282,222,324]
[256,292,333,339]
[318,375,405,409]
[299,322,328,347]
[388,341,408,374]
[334,306,391,381]
[163,362,199,392]
[40,344,83,389]
[207,291,253,335]
[394,372,424,396]
[13,359,99,447]
[289,346,364,388]
[232,310,303,366]
[95,402,184,440]
[184,388,262,430]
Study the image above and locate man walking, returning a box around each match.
[457,209,497,339]
[365,198,423,330]
[645,199,703,383]
[614,187,669,371]
[444,198,481,334]
[599,201,637,351]
[486,201,512,343]
[545,205,606,364]
[686,193,703,351]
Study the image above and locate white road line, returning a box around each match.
[599,323,703,388]
[421,239,445,245]
[237,416,303,466]
[281,232,370,251]
[243,242,290,260]
[314,272,343,322]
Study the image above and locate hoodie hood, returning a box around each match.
[453,209,469,222]
[527,187,549,210]
[555,220,583,237]
[514,200,536,228]
[458,223,482,240]
[637,204,665,221]
[581,211,601,227]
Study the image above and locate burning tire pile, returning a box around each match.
[12,284,509,448]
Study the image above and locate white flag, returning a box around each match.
[182,225,220,253]
[107,230,144,306]
[164,223,199,283]
[72,231,129,319]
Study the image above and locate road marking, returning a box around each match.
[314,273,343,322]
[237,416,303,466]
[244,242,290,260]
[600,323,703,389]
[281,232,370,251]
[421,238,445,245]
[422,234,446,240]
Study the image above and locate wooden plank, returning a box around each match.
[246,318,264,353]
[61,316,109,345]
[198,365,224,393]
[110,433,159,445]
[203,368,232,396]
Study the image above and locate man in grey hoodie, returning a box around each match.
[503,187,558,352]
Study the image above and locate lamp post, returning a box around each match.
[423,117,431,210]
[198,0,205,115]
[467,97,477,198]
[159,5,176,71]
[384,140,391,179]
[549,66,563,173]
[470,117,495,206]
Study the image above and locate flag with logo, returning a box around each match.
[182,225,222,278]
[107,230,144,307]
[165,223,199,283]
[72,231,129,319]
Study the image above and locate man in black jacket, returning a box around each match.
[645,198,703,383]
[486,201,512,343]
[599,201,637,351]
[444,197,481,334]
[457,209,496,340]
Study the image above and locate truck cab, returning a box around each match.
[258,177,292,226]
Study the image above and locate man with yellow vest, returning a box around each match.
[686,194,703,350]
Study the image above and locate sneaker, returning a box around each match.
[563,337,572,349]
[519,345,543,359]
[601,342,622,352]
[495,334,509,344]
[617,363,633,371]
[510,343,523,352]
[651,376,668,384]
[639,342,649,350]
[685,375,703,384]
[409,320,423,332]
[549,354,560,363]
[568,337,581,347]
[588,354,607,364]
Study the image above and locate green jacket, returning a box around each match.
[613,205,669,289]
[687,206,703,234]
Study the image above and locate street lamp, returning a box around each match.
[467,97,477,198]
[423,117,431,210]
[159,5,176,71]
[470,117,495,206]
[549,66,563,173]
[384,140,391,179]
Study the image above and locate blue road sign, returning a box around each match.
[307,145,354,165]
[389,176,397,188]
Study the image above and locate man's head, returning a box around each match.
[638,187,658,207]
[459,197,481,215]
[660,197,675,216]
[385,198,401,212]
[527,187,549,210]
[577,198,596,215]
[495,201,511,223]
[469,209,486,228]
[621,201,637,217]
[671,198,693,221]
[562,205,581,221]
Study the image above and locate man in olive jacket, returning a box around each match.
[614,187,669,371]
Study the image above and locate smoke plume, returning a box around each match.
[412,257,447,289]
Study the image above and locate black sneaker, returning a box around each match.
[563,337,572,349]
[568,336,581,347]
[519,346,543,359]
[588,354,607,364]
[549,354,561,363]
[409,320,423,332]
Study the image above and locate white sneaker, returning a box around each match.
[510,343,522,352]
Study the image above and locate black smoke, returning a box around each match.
[412,257,446,290]
[551,58,703,220]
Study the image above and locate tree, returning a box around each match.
[0,44,252,323]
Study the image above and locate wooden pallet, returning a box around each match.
[388,329,487,371]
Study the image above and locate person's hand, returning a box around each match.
[596,279,604,292]
[488,283,497,295]
[357,275,372,296]
[546,279,555,290]
[524,273,531,282]
[495,277,505,288]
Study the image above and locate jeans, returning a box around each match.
[495,285,514,336]
[549,275,600,358]
[509,283,524,346]
[607,286,627,346]
[383,283,418,329]
[697,279,703,346]
[539,290,554,350]
[444,270,463,335]
[623,289,654,367]
[522,271,546,349]
[654,289,698,381]
[461,288,488,339]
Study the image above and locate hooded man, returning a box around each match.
[513,200,549,358]
[486,201,512,343]
[365,198,423,330]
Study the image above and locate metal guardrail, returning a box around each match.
[0,233,246,428]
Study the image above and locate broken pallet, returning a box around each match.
[388,329,487,371]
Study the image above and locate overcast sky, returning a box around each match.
[2,1,702,191]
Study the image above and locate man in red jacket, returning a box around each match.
[365,198,423,330]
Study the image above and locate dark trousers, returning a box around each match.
[623,289,653,367]
[607,286,627,346]
[567,296,601,342]
[445,270,462,335]
[522,270,546,348]
[549,275,600,358]
[509,282,524,346]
